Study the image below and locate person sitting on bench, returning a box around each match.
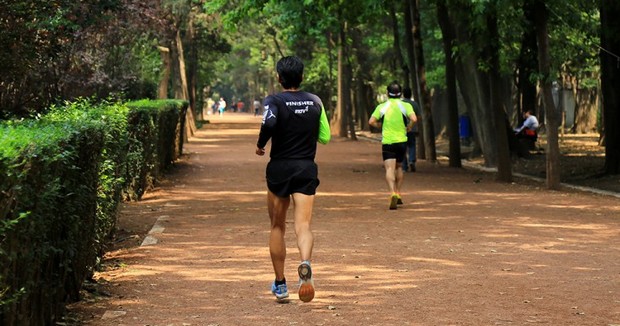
[515,110,539,141]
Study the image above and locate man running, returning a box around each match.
[256,56,331,303]
[368,81,417,210]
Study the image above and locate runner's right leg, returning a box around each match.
[384,159,399,210]
[268,191,290,283]
[291,193,315,261]
[291,193,316,302]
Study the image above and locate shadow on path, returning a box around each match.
[69,113,620,326]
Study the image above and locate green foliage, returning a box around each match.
[125,99,187,199]
[0,98,186,325]
[0,104,107,323]
[0,0,126,117]
[547,1,600,88]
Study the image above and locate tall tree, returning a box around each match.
[449,0,498,166]
[486,2,512,182]
[333,18,350,137]
[390,2,410,89]
[157,46,172,99]
[534,0,561,189]
[516,0,539,122]
[436,0,461,168]
[163,0,197,138]
[350,27,374,133]
[403,0,426,160]
[600,0,620,174]
[409,0,437,162]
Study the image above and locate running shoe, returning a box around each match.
[396,194,403,205]
[297,261,315,302]
[271,282,289,302]
[389,194,399,210]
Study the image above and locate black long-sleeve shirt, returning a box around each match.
[257,91,330,160]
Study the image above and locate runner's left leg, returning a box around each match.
[383,158,397,195]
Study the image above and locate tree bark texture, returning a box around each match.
[186,13,199,120]
[449,2,498,167]
[517,0,539,121]
[436,0,462,168]
[350,27,373,131]
[410,0,436,162]
[486,4,512,182]
[600,0,620,174]
[175,28,196,140]
[534,0,561,189]
[332,21,348,137]
[403,0,426,160]
[157,46,171,99]
[390,3,409,89]
[573,86,599,133]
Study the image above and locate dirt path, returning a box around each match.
[69,113,620,326]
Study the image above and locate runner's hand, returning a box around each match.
[256,147,265,156]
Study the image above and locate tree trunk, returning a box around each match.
[436,0,461,168]
[341,29,355,140]
[174,28,196,141]
[517,0,539,121]
[534,0,561,189]
[410,0,436,162]
[600,0,620,174]
[486,4,512,182]
[326,32,335,117]
[403,0,425,160]
[344,61,355,139]
[390,3,409,89]
[450,2,498,167]
[573,86,599,133]
[186,13,199,120]
[350,27,373,131]
[331,22,347,137]
[157,46,170,99]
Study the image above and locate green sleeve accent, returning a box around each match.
[318,106,331,144]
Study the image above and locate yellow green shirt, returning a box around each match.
[371,99,414,144]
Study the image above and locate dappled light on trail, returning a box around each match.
[402,256,465,267]
[518,222,609,230]
[72,113,620,326]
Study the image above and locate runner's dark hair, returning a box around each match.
[403,87,412,99]
[277,56,304,89]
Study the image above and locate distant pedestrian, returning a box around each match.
[401,87,421,172]
[206,97,215,116]
[253,99,262,116]
[256,56,331,303]
[218,98,226,116]
[368,81,417,210]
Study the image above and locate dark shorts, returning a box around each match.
[266,159,320,197]
[382,142,407,162]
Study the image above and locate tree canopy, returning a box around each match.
[2,0,619,178]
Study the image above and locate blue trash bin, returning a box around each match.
[459,115,472,139]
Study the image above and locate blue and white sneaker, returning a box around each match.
[271,282,289,302]
[298,261,315,302]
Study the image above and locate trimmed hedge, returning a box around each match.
[0,99,188,325]
[125,99,187,200]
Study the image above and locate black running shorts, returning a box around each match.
[382,142,407,163]
[266,159,320,197]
